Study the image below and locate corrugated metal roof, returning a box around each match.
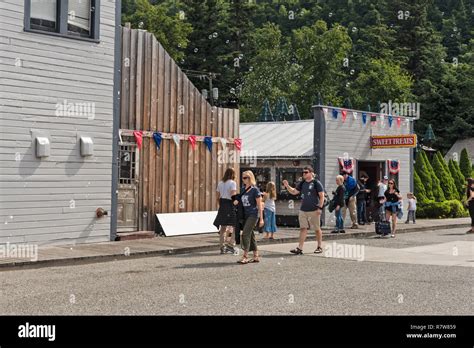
[445,138,474,163]
[239,120,314,158]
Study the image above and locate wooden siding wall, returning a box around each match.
[0,1,116,245]
[120,28,240,231]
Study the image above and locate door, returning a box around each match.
[117,140,139,232]
[357,161,386,222]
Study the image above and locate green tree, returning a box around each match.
[432,152,458,200]
[415,150,435,200]
[413,169,428,204]
[420,150,445,201]
[448,159,466,200]
[460,148,473,179]
[122,0,192,61]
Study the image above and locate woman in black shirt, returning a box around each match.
[384,180,402,238]
[467,178,474,234]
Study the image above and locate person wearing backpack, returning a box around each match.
[283,166,325,255]
[342,172,359,229]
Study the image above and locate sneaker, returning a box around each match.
[331,230,339,234]
[225,245,235,254]
[290,247,303,255]
[391,234,395,238]
[351,224,359,229]
[405,221,409,224]
[220,247,226,254]
[340,230,346,233]
[314,247,323,254]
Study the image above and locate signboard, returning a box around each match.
[370,134,417,149]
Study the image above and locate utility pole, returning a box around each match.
[182,69,220,106]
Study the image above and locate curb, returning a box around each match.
[0,223,470,271]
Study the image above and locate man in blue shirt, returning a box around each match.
[283,166,325,254]
[342,172,359,229]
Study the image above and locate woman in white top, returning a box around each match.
[213,168,238,254]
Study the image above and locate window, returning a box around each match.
[30,0,58,32]
[25,0,100,41]
[119,143,137,185]
[277,168,303,200]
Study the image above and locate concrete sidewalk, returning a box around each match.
[0,218,471,270]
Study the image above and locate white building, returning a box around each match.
[240,105,416,226]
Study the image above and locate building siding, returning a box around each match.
[0,0,116,245]
[321,111,412,224]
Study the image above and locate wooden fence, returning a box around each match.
[120,27,240,231]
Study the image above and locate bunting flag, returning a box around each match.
[133,131,143,150]
[388,115,393,128]
[388,159,400,175]
[370,114,377,126]
[362,112,367,124]
[397,117,401,128]
[153,132,162,149]
[332,109,338,119]
[338,157,355,174]
[204,136,213,152]
[353,111,358,120]
[341,109,347,123]
[172,134,181,148]
[118,129,123,145]
[234,138,242,151]
[219,138,227,148]
[188,135,197,150]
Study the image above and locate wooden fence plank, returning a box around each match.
[121,27,130,130]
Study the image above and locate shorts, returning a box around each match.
[298,210,321,231]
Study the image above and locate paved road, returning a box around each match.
[0,228,472,315]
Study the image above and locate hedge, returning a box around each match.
[417,200,469,219]
[432,152,458,200]
[460,148,472,179]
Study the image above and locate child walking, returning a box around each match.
[262,182,277,239]
[405,193,416,224]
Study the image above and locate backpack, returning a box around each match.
[312,179,329,208]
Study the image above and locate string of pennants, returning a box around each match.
[119,129,242,152]
[323,108,410,129]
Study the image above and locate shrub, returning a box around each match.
[417,200,468,219]
[415,151,433,200]
[413,170,428,203]
[421,151,445,202]
[460,148,472,179]
[448,159,466,200]
[432,152,457,200]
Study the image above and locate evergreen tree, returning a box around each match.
[449,159,466,199]
[414,169,428,204]
[460,148,473,179]
[432,152,457,200]
[421,150,445,201]
[415,150,435,200]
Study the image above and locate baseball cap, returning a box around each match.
[383,176,389,180]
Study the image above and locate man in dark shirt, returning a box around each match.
[356,175,370,225]
[283,166,325,254]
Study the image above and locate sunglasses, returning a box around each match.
[303,171,310,174]
[389,182,394,185]
[242,177,249,180]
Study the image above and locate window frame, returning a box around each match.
[24,0,100,42]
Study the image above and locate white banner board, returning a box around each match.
[156,211,219,236]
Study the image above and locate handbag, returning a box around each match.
[375,220,391,235]
[328,198,336,213]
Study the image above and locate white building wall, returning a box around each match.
[0,1,117,245]
[322,113,412,225]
